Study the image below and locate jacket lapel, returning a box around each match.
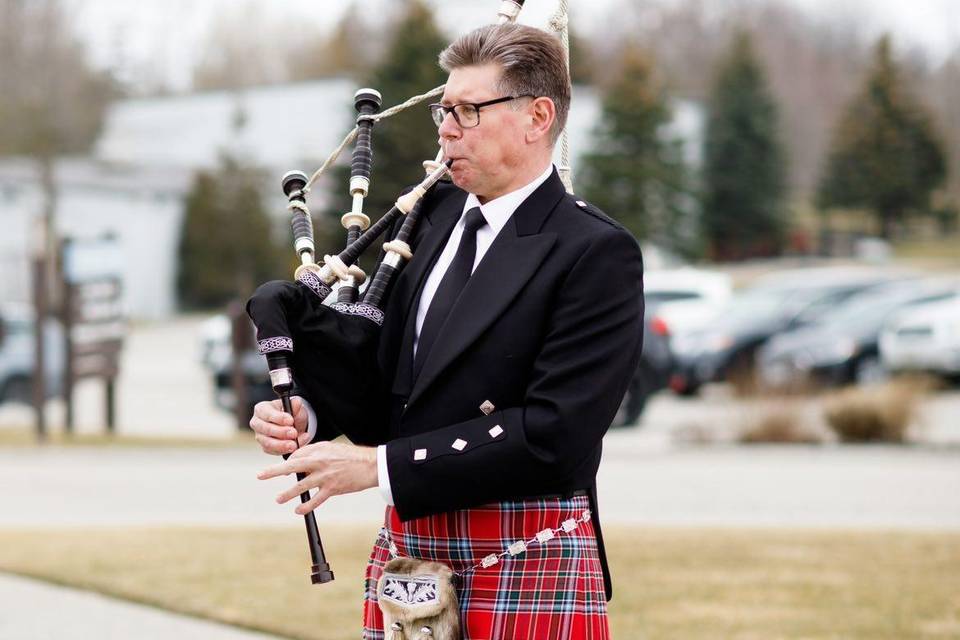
[380,190,467,375]
[405,169,566,409]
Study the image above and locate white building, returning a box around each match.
[0,80,703,318]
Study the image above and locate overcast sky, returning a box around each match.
[66,0,959,92]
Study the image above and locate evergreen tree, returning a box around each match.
[323,0,448,241]
[817,35,947,239]
[576,47,696,255]
[567,27,593,86]
[177,155,290,310]
[702,31,787,260]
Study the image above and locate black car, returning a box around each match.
[758,281,958,388]
[612,301,673,427]
[668,270,901,394]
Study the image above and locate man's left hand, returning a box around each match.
[257,442,378,515]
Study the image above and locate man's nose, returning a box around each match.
[437,110,461,139]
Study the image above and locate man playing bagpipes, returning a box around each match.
[249,22,644,639]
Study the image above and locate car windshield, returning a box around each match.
[820,289,957,332]
[723,285,843,325]
[645,291,702,305]
[723,290,792,322]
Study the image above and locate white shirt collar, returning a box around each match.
[461,163,554,235]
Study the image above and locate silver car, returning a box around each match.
[0,304,64,404]
[880,296,960,380]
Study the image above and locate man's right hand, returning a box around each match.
[249,397,311,455]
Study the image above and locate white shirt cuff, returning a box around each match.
[298,396,318,443]
[377,445,395,506]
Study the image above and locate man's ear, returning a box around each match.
[525,97,556,144]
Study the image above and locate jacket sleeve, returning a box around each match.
[384,226,644,519]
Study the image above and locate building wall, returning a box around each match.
[0,161,188,320]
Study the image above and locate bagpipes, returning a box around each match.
[245,0,573,587]
[246,137,450,584]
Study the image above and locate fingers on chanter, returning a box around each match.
[297,489,328,514]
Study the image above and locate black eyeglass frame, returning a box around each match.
[429,95,535,128]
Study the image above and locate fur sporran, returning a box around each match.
[376,557,461,640]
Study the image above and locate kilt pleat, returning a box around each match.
[362,495,609,639]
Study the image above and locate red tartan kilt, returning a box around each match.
[362,495,609,639]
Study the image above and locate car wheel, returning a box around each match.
[854,355,887,385]
[613,369,650,428]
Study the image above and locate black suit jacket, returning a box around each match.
[327,168,643,599]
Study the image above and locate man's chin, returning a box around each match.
[449,171,471,191]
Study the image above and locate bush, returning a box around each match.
[823,378,933,443]
[740,404,822,444]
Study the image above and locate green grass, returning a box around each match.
[0,526,957,639]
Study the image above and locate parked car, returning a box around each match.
[0,304,64,404]
[668,268,903,394]
[613,313,671,427]
[200,314,274,423]
[758,280,958,389]
[612,268,732,426]
[646,269,732,336]
[879,296,960,382]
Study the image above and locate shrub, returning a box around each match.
[740,404,822,444]
[823,378,933,443]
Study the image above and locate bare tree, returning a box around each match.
[191,1,293,91]
[0,0,114,277]
[287,4,379,82]
[0,0,112,157]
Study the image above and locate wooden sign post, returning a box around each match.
[59,237,125,434]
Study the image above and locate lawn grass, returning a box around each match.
[0,526,957,639]
[892,236,960,268]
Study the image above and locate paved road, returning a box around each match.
[0,573,284,640]
[1,436,958,530]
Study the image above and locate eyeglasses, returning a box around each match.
[429,95,534,128]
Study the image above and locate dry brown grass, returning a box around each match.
[0,526,959,639]
[739,403,823,444]
[823,377,937,443]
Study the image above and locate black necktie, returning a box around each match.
[412,207,487,382]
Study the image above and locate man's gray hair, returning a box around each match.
[439,23,571,144]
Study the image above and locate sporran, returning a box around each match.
[377,557,461,640]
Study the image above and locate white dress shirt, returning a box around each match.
[303,163,555,506]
